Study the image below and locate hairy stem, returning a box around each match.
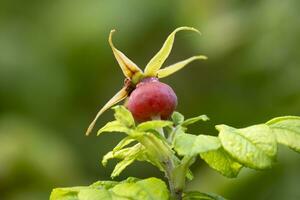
[150,116,184,199]
[165,158,182,200]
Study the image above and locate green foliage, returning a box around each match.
[136,120,173,132]
[51,106,300,199]
[174,134,220,156]
[50,177,169,200]
[217,124,277,169]
[112,106,135,128]
[200,148,242,178]
[266,116,300,152]
[183,191,227,200]
[181,115,209,127]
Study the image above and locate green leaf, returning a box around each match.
[50,187,81,200]
[51,177,169,200]
[111,177,169,200]
[174,133,221,156]
[183,191,227,200]
[172,111,185,125]
[97,121,129,136]
[144,26,201,77]
[111,159,136,178]
[200,148,243,178]
[182,115,209,127]
[136,120,173,132]
[112,106,135,128]
[90,180,119,190]
[266,116,300,152]
[217,124,277,169]
[78,189,113,200]
[102,147,132,167]
[157,55,207,78]
[113,136,135,152]
[172,156,196,190]
[102,144,143,178]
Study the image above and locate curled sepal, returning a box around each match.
[157,55,207,78]
[144,27,201,77]
[109,30,143,83]
[86,87,128,136]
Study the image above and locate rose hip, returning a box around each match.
[127,77,177,122]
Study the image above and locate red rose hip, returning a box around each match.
[86,27,206,135]
[127,78,177,122]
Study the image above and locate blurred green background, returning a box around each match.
[1,0,300,199]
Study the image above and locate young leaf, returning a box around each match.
[144,27,201,77]
[97,121,129,136]
[102,143,142,167]
[85,87,128,135]
[183,191,227,200]
[172,111,185,125]
[111,177,169,200]
[109,29,143,81]
[111,158,136,178]
[181,115,209,127]
[102,146,133,167]
[217,124,277,169]
[113,136,135,152]
[172,156,196,189]
[157,55,207,78]
[110,144,143,178]
[112,105,135,128]
[266,116,300,152]
[200,148,243,178]
[137,131,173,163]
[174,133,221,156]
[136,120,173,132]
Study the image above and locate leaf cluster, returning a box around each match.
[52,106,300,200]
[99,107,300,180]
[50,177,169,200]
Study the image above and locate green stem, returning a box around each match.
[151,115,165,138]
[149,116,185,200]
[165,158,183,200]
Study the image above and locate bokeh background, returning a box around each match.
[1,0,300,199]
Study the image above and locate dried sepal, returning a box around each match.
[109,30,143,82]
[85,87,128,135]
